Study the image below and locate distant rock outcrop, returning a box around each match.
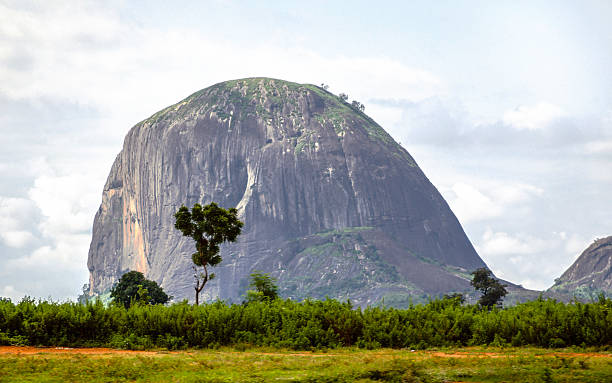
[87,77,488,306]
[549,236,612,297]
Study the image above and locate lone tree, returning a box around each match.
[174,202,243,305]
[110,271,170,308]
[351,100,365,112]
[244,271,279,303]
[471,267,507,309]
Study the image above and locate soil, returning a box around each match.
[0,346,610,359]
[427,350,611,358]
[0,346,160,356]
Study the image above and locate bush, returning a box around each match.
[0,295,611,350]
[110,271,170,308]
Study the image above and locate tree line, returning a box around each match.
[1,295,611,350]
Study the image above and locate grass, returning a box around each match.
[1,346,611,382]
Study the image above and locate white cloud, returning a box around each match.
[584,140,612,155]
[473,229,604,290]
[441,181,543,224]
[0,285,25,301]
[314,55,444,102]
[0,160,102,299]
[0,196,39,248]
[28,173,99,238]
[444,183,503,223]
[494,183,544,205]
[2,232,91,300]
[0,230,35,248]
[0,196,38,227]
[0,1,445,127]
[7,232,90,270]
[366,104,404,136]
[503,102,565,131]
[479,229,554,256]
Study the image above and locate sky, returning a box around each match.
[1,0,611,301]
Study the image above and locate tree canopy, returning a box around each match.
[245,271,279,303]
[351,100,365,112]
[110,271,170,308]
[471,268,507,309]
[174,202,243,305]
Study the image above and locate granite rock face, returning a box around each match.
[549,236,612,297]
[87,78,487,306]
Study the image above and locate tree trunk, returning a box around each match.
[194,264,208,305]
[195,281,200,305]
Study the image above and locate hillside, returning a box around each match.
[549,236,612,298]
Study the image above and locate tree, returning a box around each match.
[136,284,151,305]
[244,271,278,303]
[351,100,365,112]
[174,202,243,305]
[471,268,507,309]
[110,271,170,308]
[338,93,348,102]
[442,292,465,305]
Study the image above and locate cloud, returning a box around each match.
[584,140,612,155]
[503,102,566,131]
[473,229,610,290]
[495,183,544,205]
[28,173,100,237]
[0,196,38,228]
[375,96,611,154]
[440,181,543,224]
[444,183,503,223]
[479,229,554,256]
[0,157,103,300]
[0,196,39,248]
[476,229,569,289]
[370,97,474,147]
[6,232,90,271]
[0,1,445,121]
[0,285,25,302]
[563,234,604,260]
[0,230,35,248]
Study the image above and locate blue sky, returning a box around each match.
[1,0,611,300]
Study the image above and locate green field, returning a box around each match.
[1,346,611,382]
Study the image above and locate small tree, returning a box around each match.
[471,268,507,309]
[110,271,170,308]
[338,93,348,102]
[245,271,278,303]
[136,285,151,305]
[174,202,243,305]
[351,100,365,112]
[443,292,465,305]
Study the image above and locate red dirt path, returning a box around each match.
[427,350,612,358]
[1,346,610,359]
[0,346,159,355]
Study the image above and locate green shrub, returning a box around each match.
[0,295,611,350]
